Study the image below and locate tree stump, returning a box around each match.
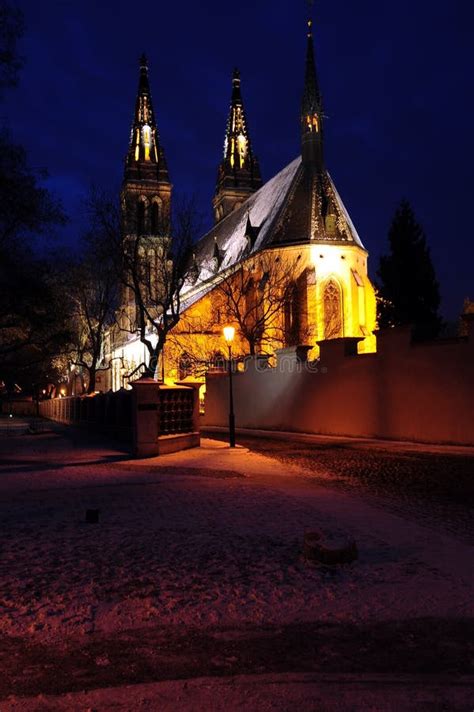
[304,530,358,565]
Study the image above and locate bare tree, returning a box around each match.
[165,309,226,379]
[87,190,202,380]
[215,252,309,355]
[64,235,118,393]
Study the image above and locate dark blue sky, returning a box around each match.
[6,0,473,318]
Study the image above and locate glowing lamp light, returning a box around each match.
[223,326,235,343]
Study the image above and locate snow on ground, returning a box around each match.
[0,433,473,645]
[3,673,473,712]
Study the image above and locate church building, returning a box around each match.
[108,15,377,391]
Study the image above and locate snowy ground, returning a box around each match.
[3,673,474,712]
[0,429,473,707]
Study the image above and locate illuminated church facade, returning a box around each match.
[107,18,377,391]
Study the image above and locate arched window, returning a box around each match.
[150,199,161,234]
[179,352,193,380]
[137,199,146,235]
[323,279,343,339]
[284,282,301,347]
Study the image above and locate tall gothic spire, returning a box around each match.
[124,54,170,184]
[301,13,324,169]
[213,69,262,224]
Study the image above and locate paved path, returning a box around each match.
[206,428,474,544]
[204,426,474,456]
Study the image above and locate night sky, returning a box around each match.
[5,0,473,319]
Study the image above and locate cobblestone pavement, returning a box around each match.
[209,433,474,545]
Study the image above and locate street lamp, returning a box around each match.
[223,326,236,448]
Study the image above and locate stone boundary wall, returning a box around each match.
[203,324,474,446]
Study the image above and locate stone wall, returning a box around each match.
[39,389,133,442]
[203,323,474,446]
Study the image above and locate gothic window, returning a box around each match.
[306,114,319,133]
[151,199,162,234]
[323,279,343,339]
[237,133,247,168]
[142,124,151,161]
[245,277,263,344]
[137,199,146,235]
[146,249,156,300]
[178,352,193,380]
[284,282,301,347]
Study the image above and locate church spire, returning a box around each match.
[213,68,262,224]
[124,54,170,184]
[301,11,324,169]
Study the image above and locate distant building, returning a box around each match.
[107,16,377,390]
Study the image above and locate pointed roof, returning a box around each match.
[180,10,365,303]
[183,156,365,295]
[124,54,170,183]
[222,69,257,169]
[301,14,324,169]
[214,69,262,199]
[302,19,322,119]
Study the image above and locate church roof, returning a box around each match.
[185,157,365,295]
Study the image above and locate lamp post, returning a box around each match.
[223,326,236,448]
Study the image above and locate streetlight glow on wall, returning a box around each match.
[223,326,236,448]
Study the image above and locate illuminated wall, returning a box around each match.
[164,242,377,382]
[104,239,376,391]
[203,325,474,446]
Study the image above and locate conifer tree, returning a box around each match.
[0,1,68,391]
[377,200,442,340]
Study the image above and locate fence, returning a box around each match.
[39,380,201,456]
[39,389,133,442]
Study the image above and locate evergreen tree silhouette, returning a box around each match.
[377,200,442,340]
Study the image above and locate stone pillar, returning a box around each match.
[275,345,312,366]
[131,377,160,458]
